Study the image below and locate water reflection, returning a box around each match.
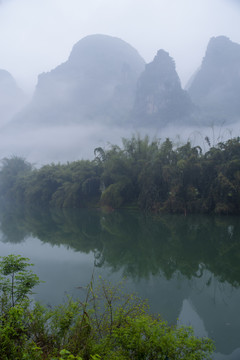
[1,205,240,285]
[0,205,240,358]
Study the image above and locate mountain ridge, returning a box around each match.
[132,49,196,125]
[13,34,145,128]
[188,35,240,124]
[3,34,240,131]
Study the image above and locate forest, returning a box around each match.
[0,135,240,215]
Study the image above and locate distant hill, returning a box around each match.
[187,36,240,125]
[7,34,240,133]
[133,50,196,126]
[13,34,145,128]
[2,34,240,164]
[0,70,26,127]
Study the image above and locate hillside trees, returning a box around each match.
[0,159,101,208]
[0,135,240,214]
[98,135,240,214]
[201,137,240,214]
[0,156,32,201]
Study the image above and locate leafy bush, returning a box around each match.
[0,255,215,360]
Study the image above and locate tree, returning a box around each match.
[0,254,41,310]
[0,156,32,201]
[0,255,42,359]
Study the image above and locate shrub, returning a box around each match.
[0,255,215,360]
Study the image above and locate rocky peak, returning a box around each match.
[133,50,194,125]
[203,36,240,67]
[187,36,240,123]
[20,34,145,127]
[149,49,180,83]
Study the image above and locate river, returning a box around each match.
[0,205,239,359]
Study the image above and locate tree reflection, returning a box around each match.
[0,204,240,287]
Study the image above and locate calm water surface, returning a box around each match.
[0,206,240,359]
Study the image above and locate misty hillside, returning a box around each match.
[13,34,145,128]
[8,34,240,132]
[1,34,240,164]
[188,36,240,124]
[132,49,196,125]
[13,35,197,130]
[0,70,26,127]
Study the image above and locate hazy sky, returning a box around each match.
[0,0,240,94]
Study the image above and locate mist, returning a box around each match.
[0,0,240,94]
[0,1,240,166]
[0,121,238,166]
[0,70,28,127]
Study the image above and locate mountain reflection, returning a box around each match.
[0,204,240,287]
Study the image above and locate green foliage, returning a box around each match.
[53,349,83,360]
[103,314,213,359]
[0,304,28,360]
[0,156,32,201]
[0,254,41,309]
[0,255,41,360]
[0,256,215,360]
[52,349,101,360]
[1,135,240,214]
[100,182,125,208]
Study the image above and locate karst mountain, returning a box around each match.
[188,35,240,125]
[2,34,240,130]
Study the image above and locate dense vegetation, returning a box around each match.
[0,255,214,360]
[0,135,240,214]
